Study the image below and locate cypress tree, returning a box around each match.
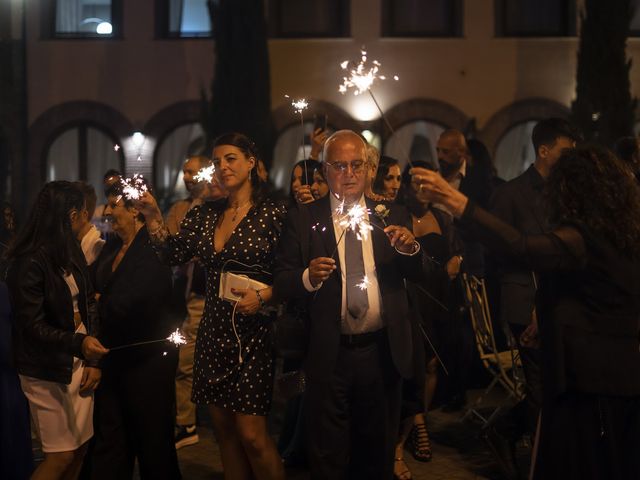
[571,0,636,146]
[202,0,274,165]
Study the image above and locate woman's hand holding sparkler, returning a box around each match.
[410,167,468,218]
[81,336,109,362]
[309,257,337,287]
[295,185,315,204]
[135,191,164,228]
[310,128,329,160]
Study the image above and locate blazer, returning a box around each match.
[6,246,99,384]
[461,201,640,398]
[274,195,430,382]
[92,228,174,353]
[490,165,548,326]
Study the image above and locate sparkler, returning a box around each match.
[356,275,370,291]
[109,328,187,351]
[285,95,311,184]
[193,164,216,183]
[338,49,413,168]
[117,174,148,202]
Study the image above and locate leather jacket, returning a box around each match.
[5,246,100,384]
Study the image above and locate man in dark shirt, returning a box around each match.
[490,118,579,437]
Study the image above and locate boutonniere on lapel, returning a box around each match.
[373,204,390,226]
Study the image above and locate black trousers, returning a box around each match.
[305,333,402,480]
[85,348,180,480]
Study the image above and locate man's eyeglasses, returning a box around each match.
[325,160,367,175]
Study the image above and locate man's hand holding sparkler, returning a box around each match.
[309,257,337,287]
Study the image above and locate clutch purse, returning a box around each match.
[218,271,270,302]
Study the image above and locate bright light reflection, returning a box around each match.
[96,22,113,35]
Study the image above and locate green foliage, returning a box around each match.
[571,0,637,147]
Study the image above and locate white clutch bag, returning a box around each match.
[219,271,270,303]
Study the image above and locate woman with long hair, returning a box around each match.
[290,159,321,206]
[392,161,463,479]
[137,133,286,480]
[372,155,402,201]
[413,145,640,479]
[84,179,180,479]
[5,181,108,480]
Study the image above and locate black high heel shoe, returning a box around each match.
[407,422,433,462]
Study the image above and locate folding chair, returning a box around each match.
[461,273,525,429]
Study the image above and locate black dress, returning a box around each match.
[153,199,285,416]
[460,201,640,480]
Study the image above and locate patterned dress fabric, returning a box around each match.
[155,199,285,415]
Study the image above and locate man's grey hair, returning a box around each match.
[322,130,367,163]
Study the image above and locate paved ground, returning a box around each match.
[31,387,530,479]
[176,389,532,480]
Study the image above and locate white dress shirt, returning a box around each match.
[80,224,106,266]
[303,195,384,334]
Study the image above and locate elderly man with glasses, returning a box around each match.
[275,130,432,479]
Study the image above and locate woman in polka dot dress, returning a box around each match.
[137,133,286,480]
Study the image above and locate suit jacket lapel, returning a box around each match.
[366,197,388,266]
[310,196,339,263]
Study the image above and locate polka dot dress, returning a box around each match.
[157,199,285,416]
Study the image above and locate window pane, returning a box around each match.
[500,0,574,36]
[384,0,458,36]
[383,121,444,170]
[86,127,122,204]
[494,121,537,181]
[155,123,205,209]
[168,0,212,37]
[272,122,315,191]
[55,0,114,36]
[47,128,80,182]
[271,0,349,37]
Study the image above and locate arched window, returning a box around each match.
[383,120,444,170]
[271,122,317,192]
[494,121,537,181]
[154,122,205,209]
[46,124,123,202]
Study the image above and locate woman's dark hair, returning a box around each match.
[372,155,400,195]
[213,132,267,205]
[104,177,149,223]
[5,181,85,270]
[546,145,640,257]
[400,160,436,217]
[288,159,321,204]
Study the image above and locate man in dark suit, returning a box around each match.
[274,130,427,479]
[490,117,578,437]
[433,129,495,411]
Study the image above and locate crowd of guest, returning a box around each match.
[1,117,640,480]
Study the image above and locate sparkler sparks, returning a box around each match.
[119,174,148,201]
[166,328,187,346]
[338,49,399,96]
[193,165,216,183]
[285,95,309,114]
[356,275,370,291]
[337,202,373,241]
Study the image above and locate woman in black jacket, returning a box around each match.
[85,181,180,479]
[5,181,107,480]
[413,145,640,480]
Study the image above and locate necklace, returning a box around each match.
[230,200,251,222]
